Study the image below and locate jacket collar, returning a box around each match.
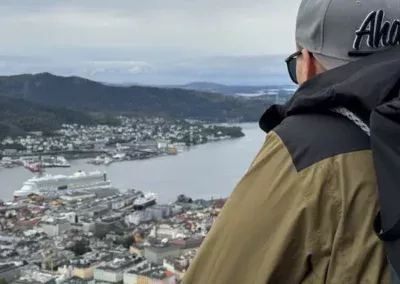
[260,45,400,133]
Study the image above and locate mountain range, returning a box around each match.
[0,55,291,85]
[0,73,277,138]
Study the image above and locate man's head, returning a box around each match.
[290,0,400,85]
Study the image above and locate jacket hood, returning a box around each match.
[260,46,400,132]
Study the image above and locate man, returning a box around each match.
[181,0,400,283]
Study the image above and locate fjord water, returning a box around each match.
[0,123,265,203]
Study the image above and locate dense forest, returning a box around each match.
[0,95,119,139]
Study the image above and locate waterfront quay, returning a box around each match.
[0,117,245,169]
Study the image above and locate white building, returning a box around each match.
[149,224,185,240]
[111,198,125,210]
[94,258,138,283]
[125,211,153,226]
[81,219,95,233]
[40,218,71,237]
[157,140,170,149]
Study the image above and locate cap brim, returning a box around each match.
[313,53,352,70]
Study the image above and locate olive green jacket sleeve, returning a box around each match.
[181,131,388,284]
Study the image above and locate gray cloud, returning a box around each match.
[0,0,300,84]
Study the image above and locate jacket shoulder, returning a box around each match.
[273,113,370,172]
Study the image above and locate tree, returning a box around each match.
[0,277,8,284]
[122,235,134,248]
[114,235,134,249]
[69,240,91,256]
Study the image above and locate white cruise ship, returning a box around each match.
[13,171,111,199]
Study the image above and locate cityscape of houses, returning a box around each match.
[0,117,245,168]
[0,187,225,284]
[0,117,242,283]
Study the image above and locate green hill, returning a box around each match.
[0,95,114,139]
[0,73,268,122]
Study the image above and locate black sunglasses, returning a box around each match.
[285,48,384,84]
[285,49,302,84]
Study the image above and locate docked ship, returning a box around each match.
[133,192,157,210]
[13,170,112,200]
[23,156,70,171]
[42,156,70,168]
[87,155,113,166]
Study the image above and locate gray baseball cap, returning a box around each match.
[296,0,400,70]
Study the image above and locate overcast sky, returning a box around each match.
[0,0,300,85]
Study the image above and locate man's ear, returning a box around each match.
[302,49,318,80]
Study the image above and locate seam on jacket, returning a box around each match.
[297,149,372,174]
[247,131,300,176]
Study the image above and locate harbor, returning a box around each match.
[0,123,263,204]
[0,123,264,284]
[0,144,234,284]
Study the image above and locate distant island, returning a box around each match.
[179,81,296,97]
